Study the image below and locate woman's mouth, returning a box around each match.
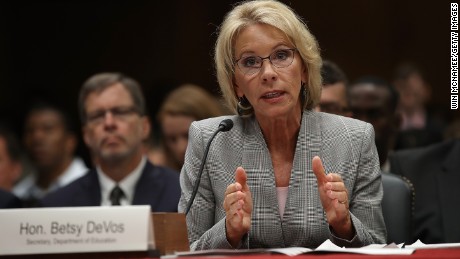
[262,91,283,99]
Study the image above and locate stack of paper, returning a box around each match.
[405,240,460,250]
[170,239,415,257]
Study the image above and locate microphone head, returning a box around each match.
[218,119,234,132]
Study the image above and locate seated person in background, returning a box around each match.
[390,137,460,243]
[315,60,351,117]
[0,188,22,209]
[444,118,460,140]
[392,62,444,150]
[41,73,180,211]
[0,124,23,208]
[148,84,228,172]
[179,0,385,250]
[348,76,401,171]
[13,102,87,206]
[348,77,413,244]
[0,124,23,192]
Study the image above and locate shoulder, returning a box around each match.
[0,189,22,209]
[192,115,242,133]
[391,139,459,164]
[189,115,243,143]
[41,169,94,203]
[305,111,373,137]
[140,161,181,203]
[143,161,180,183]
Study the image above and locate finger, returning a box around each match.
[326,173,343,183]
[334,198,348,209]
[227,200,245,224]
[312,156,327,184]
[235,167,248,190]
[327,189,348,201]
[224,183,242,197]
[325,181,346,191]
[223,191,246,210]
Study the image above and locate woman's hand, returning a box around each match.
[312,156,354,240]
[223,167,253,247]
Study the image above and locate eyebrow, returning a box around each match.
[236,43,291,58]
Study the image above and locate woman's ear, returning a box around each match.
[301,63,308,84]
[233,78,243,98]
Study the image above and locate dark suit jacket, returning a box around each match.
[390,139,460,243]
[0,189,22,209]
[40,160,181,212]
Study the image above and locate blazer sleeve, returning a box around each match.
[332,122,386,246]
[178,122,241,250]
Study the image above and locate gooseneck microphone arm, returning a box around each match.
[185,119,233,215]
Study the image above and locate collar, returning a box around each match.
[97,156,147,206]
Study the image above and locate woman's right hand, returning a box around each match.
[223,167,253,247]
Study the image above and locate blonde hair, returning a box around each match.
[215,0,322,114]
[157,84,226,121]
[154,84,227,171]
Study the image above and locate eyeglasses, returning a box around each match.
[86,106,141,125]
[235,48,297,75]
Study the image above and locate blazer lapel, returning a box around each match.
[283,111,324,246]
[242,117,284,247]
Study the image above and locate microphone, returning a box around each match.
[185,119,233,215]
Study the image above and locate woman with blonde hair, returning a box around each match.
[149,84,227,171]
[179,0,385,250]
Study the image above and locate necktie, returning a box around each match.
[109,185,125,206]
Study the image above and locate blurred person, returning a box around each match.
[179,0,385,250]
[0,188,22,209]
[348,76,401,171]
[315,60,351,117]
[0,124,23,191]
[390,137,460,243]
[41,73,180,211]
[393,62,444,149]
[148,84,228,171]
[13,102,87,206]
[348,77,414,244]
[443,118,460,140]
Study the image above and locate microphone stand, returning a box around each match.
[185,119,233,215]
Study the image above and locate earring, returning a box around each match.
[237,95,253,117]
[300,81,307,107]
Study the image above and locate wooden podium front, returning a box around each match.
[150,213,190,256]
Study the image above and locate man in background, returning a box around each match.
[392,62,444,149]
[13,102,88,206]
[315,60,351,117]
[348,76,401,171]
[0,124,23,192]
[41,72,180,210]
[0,124,23,208]
[390,137,460,243]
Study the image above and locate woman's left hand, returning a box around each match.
[312,156,354,240]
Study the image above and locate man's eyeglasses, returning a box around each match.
[86,106,141,125]
[235,48,297,75]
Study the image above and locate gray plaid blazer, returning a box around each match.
[179,111,386,250]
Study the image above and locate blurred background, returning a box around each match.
[0,0,457,164]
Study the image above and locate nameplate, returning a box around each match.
[0,206,152,255]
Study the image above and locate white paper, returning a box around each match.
[405,239,460,249]
[173,239,414,257]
